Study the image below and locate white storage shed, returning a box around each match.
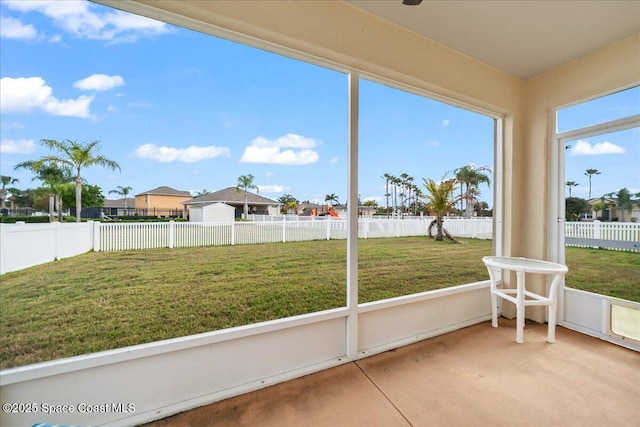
[189,202,235,223]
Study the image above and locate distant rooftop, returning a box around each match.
[184,187,280,206]
[135,186,191,197]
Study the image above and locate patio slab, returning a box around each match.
[144,320,640,427]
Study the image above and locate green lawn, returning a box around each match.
[1,237,637,369]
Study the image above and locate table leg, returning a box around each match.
[491,290,498,328]
[516,269,525,344]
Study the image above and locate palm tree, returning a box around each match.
[584,169,601,199]
[236,174,258,220]
[109,186,133,211]
[325,193,339,206]
[382,173,392,218]
[277,194,299,214]
[565,181,579,197]
[614,188,633,222]
[37,139,120,221]
[1,176,19,209]
[454,165,491,218]
[14,161,73,221]
[422,177,461,242]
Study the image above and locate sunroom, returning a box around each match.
[1,1,638,426]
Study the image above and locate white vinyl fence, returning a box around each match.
[0,221,96,275]
[2,219,638,274]
[96,217,491,252]
[564,220,640,251]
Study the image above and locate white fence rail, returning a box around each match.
[564,220,640,251]
[2,219,638,274]
[97,217,490,252]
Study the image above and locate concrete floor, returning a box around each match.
[144,319,640,427]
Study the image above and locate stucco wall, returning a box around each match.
[134,194,191,210]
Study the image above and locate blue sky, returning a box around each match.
[1,1,638,208]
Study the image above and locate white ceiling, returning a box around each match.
[347,0,640,80]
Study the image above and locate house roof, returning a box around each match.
[135,186,191,197]
[183,187,281,206]
[104,198,135,208]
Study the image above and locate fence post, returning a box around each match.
[93,220,101,251]
[231,221,235,245]
[326,217,331,240]
[282,215,286,243]
[593,220,601,239]
[169,220,175,248]
[54,221,60,261]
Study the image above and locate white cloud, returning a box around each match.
[3,0,169,43]
[570,139,625,156]
[74,74,124,91]
[0,76,93,118]
[241,133,320,165]
[442,119,450,127]
[0,139,35,154]
[0,16,38,39]
[330,157,339,164]
[258,185,287,193]
[133,143,231,163]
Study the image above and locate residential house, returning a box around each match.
[183,187,281,218]
[134,186,192,217]
[102,198,135,217]
[588,197,640,222]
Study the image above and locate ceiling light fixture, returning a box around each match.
[402,0,423,5]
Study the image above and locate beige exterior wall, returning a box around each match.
[134,194,192,211]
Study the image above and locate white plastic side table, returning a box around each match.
[482,256,568,344]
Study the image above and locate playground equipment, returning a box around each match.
[327,206,339,217]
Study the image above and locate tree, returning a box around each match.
[236,174,258,220]
[613,188,634,222]
[565,197,591,221]
[325,193,339,206]
[278,194,299,214]
[109,186,133,210]
[1,176,19,209]
[454,165,491,218]
[565,181,579,198]
[382,173,392,218]
[422,178,461,242]
[60,184,105,210]
[36,139,120,221]
[584,169,601,199]
[193,189,210,197]
[14,161,73,221]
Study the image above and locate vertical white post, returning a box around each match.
[93,221,101,252]
[593,220,601,239]
[169,220,175,249]
[231,221,235,246]
[326,217,331,240]
[54,221,60,261]
[282,215,286,243]
[346,71,359,360]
